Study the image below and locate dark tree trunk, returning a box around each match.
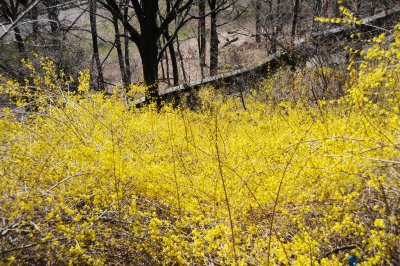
[209,0,218,76]
[315,0,322,15]
[355,0,362,15]
[269,0,278,54]
[291,0,300,46]
[89,0,104,90]
[138,0,160,105]
[100,0,194,107]
[198,0,206,78]
[160,41,167,85]
[162,1,178,86]
[48,8,59,36]
[161,37,170,86]
[164,31,179,86]
[369,0,376,16]
[312,0,322,30]
[140,44,159,106]
[44,0,60,47]
[123,2,131,85]
[31,4,39,41]
[176,37,187,82]
[255,0,262,43]
[14,26,26,59]
[112,14,129,87]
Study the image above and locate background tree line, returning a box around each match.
[0,0,396,107]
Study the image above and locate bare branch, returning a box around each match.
[0,0,40,41]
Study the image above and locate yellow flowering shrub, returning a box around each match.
[0,57,74,111]
[0,24,399,266]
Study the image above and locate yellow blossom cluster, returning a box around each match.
[0,23,399,266]
[315,3,361,26]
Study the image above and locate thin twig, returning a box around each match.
[0,237,67,255]
[267,123,313,265]
[0,0,41,41]
[46,172,94,193]
[214,110,238,265]
[321,244,357,258]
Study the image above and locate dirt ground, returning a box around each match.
[165,19,272,87]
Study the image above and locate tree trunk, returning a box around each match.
[169,43,179,86]
[42,0,61,47]
[141,0,160,106]
[123,2,131,85]
[140,44,159,106]
[31,4,39,41]
[112,14,129,87]
[369,0,376,16]
[164,31,179,86]
[355,0,362,15]
[198,0,206,79]
[99,0,192,107]
[291,0,300,46]
[209,0,219,76]
[315,0,322,15]
[255,0,262,43]
[161,37,170,86]
[89,0,104,90]
[269,0,277,54]
[176,37,187,82]
[14,26,26,60]
[312,0,322,30]
[48,5,59,46]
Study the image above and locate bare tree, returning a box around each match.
[255,0,262,43]
[0,0,40,59]
[112,12,129,87]
[208,0,244,76]
[209,0,218,76]
[270,0,281,54]
[89,0,105,90]
[0,0,90,82]
[291,0,300,46]
[198,0,206,78]
[99,0,195,107]
[43,0,61,46]
[122,1,131,85]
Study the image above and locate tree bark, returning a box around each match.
[31,4,39,41]
[160,37,170,86]
[269,0,277,54]
[89,0,105,91]
[140,0,160,106]
[255,0,262,43]
[291,0,300,46]
[163,1,179,86]
[14,26,27,60]
[123,1,131,85]
[355,0,362,15]
[100,0,195,107]
[198,0,206,79]
[164,31,179,86]
[112,14,129,87]
[43,0,61,47]
[139,44,159,106]
[176,37,187,82]
[209,0,218,76]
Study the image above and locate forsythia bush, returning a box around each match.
[0,27,399,266]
